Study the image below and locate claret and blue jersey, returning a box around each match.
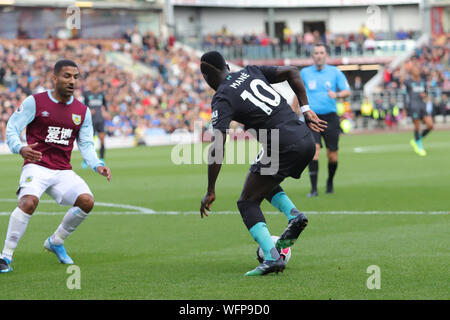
[6,90,103,171]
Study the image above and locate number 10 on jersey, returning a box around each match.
[240,79,281,115]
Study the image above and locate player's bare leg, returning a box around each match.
[326,149,338,194]
[420,116,434,155]
[238,172,286,276]
[410,119,426,156]
[45,194,94,264]
[98,131,106,160]
[307,143,320,197]
[0,195,38,273]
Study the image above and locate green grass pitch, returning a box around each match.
[0,130,448,300]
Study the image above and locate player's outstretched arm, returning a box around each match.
[260,66,309,107]
[263,66,327,133]
[6,96,37,156]
[78,108,111,180]
[96,165,111,182]
[303,110,328,133]
[200,130,226,218]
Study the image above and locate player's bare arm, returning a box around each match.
[291,97,301,115]
[269,66,327,133]
[200,130,226,218]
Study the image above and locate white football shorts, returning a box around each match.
[17,163,93,206]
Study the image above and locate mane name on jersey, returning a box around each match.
[230,72,250,89]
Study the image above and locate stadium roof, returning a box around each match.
[171,0,421,7]
[0,0,161,9]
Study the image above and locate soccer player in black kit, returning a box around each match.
[82,78,108,165]
[199,51,327,276]
[405,66,434,156]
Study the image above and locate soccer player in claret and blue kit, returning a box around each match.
[199,51,327,276]
[0,60,111,273]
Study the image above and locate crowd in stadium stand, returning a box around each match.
[366,34,449,128]
[200,24,418,57]
[0,28,448,144]
[0,32,214,143]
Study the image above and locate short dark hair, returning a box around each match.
[312,42,329,53]
[53,59,79,74]
[200,51,227,72]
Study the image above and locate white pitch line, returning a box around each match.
[0,199,447,215]
[0,211,447,216]
[353,141,450,153]
[0,199,155,214]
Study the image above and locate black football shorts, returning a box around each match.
[93,121,105,134]
[408,104,430,120]
[250,131,315,182]
[311,112,340,151]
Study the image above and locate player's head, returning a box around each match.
[200,51,230,91]
[52,59,80,98]
[311,43,328,69]
[90,78,100,92]
[410,65,421,79]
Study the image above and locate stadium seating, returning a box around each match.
[0,35,214,144]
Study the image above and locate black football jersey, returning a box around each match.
[211,65,310,148]
[404,79,427,109]
[83,91,107,123]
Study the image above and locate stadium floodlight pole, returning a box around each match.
[387,5,394,41]
[268,7,275,39]
[164,0,175,38]
[420,0,432,40]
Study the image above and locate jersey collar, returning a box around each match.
[313,64,328,72]
[47,90,74,105]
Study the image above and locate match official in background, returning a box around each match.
[297,43,350,197]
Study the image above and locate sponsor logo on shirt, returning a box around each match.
[45,126,73,146]
[41,111,50,117]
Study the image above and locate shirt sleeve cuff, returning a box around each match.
[93,161,105,172]
[12,143,24,154]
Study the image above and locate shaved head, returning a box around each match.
[200,51,229,90]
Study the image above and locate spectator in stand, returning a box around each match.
[360,96,374,129]
[0,33,215,140]
[364,34,377,53]
[131,27,143,47]
[351,76,363,126]
[123,29,132,43]
[282,25,293,50]
[295,33,303,56]
[359,24,371,40]
[396,29,409,40]
[303,29,314,55]
[198,26,420,59]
